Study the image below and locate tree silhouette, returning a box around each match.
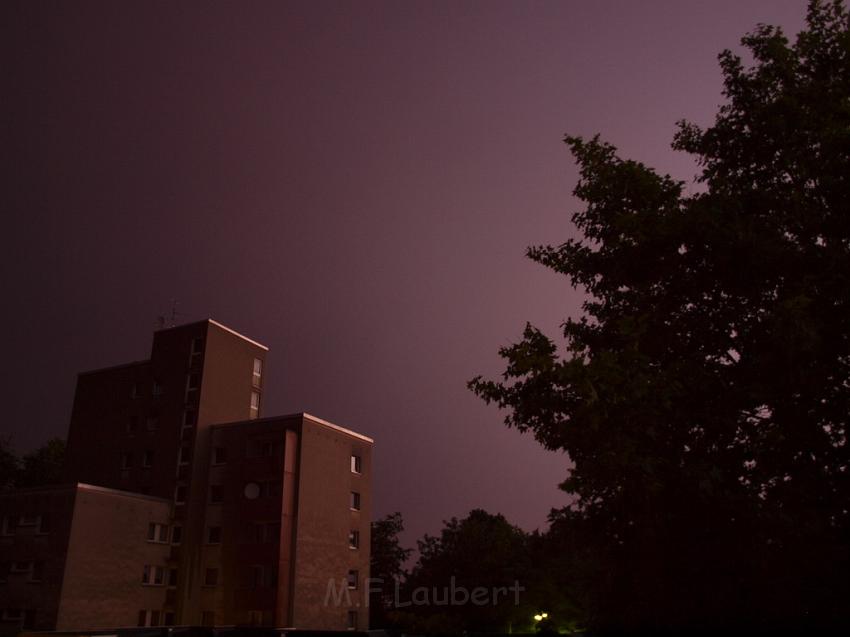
[471,1,850,632]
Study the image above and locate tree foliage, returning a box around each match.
[399,510,533,633]
[16,438,65,489]
[0,436,18,490]
[471,1,850,632]
[369,512,412,627]
[0,437,66,490]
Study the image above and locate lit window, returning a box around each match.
[249,391,260,419]
[213,447,227,465]
[351,454,362,474]
[347,610,358,630]
[350,491,361,511]
[207,526,222,544]
[349,530,360,549]
[204,568,219,586]
[142,450,154,468]
[252,358,263,386]
[120,452,133,470]
[347,569,359,590]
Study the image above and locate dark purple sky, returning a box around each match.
[2,1,806,544]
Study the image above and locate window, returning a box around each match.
[247,438,281,458]
[247,610,263,626]
[164,611,175,626]
[207,526,222,544]
[177,465,189,480]
[127,416,139,434]
[249,391,260,419]
[142,450,154,468]
[204,568,219,587]
[175,485,187,505]
[182,409,197,428]
[351,454,362,474]
[209,485,223,503]
[148,523,168,543]
[178,446,191,465]
[152,380,163,397]
[0,516,14,536]
[0,562,10,583]
[3,609,24,622]
[29,562,43,583]
[347,569,359,590]
[138,610,161,627]
[130,383,139,399]
[253,521,280,543]
[213,447,227,465]
[350,491,361,511]
[168,568,178,588]
[37,515,50,535]
[190,337,204,365]
[249,564,277,589]
[252,358,263,386]
[349,530,360,549]
[347,610,358,630]
[171,525,183,545]
[11,562,32,574]
[120,452,133,470]
[201,611,215,627]
[145,416,159,432]
[186,373,201,402]
[142,565,165,586]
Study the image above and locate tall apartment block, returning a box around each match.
[0,320,372,632]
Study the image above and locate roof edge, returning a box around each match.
[207,319,269,351]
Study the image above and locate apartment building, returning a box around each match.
[0,320,372,631]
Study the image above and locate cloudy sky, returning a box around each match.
[2,0,806,544]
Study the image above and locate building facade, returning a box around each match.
[0,320,372,632]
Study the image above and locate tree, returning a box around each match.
[16,438,65,488]
[0,435,18,490]
[399,509,532,633]
[471,1,850,632]
[369,512,412,627]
